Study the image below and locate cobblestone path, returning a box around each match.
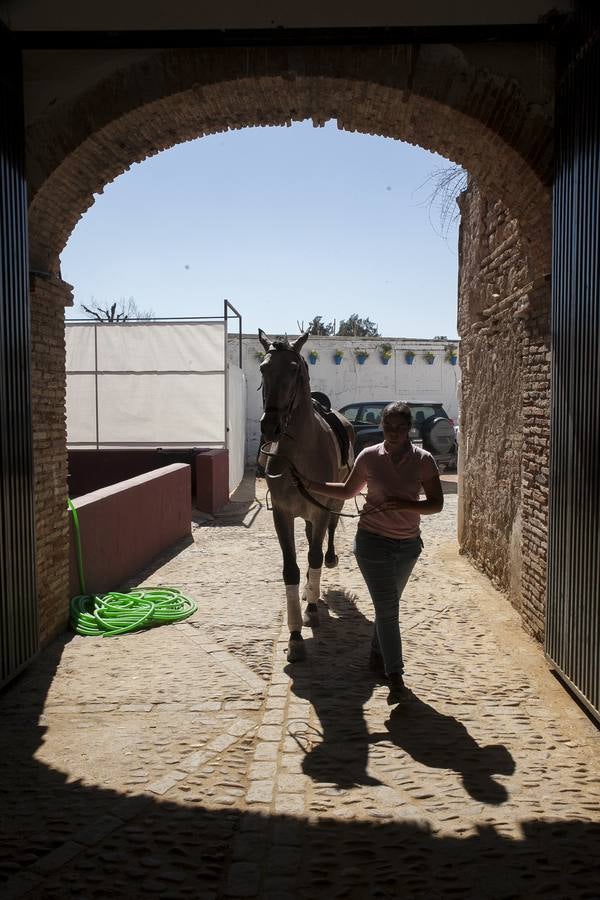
[1,473,599,899]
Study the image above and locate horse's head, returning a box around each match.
[258,329,309,440]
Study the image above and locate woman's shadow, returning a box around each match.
[286,589,515,804]
[373,700,516,805]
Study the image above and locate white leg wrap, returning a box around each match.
[286,585,303,633]
[305,567,322,605]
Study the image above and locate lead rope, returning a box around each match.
[260,443,395,520]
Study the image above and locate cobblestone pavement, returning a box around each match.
[1,473,599,899]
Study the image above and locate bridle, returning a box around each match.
[260,343,308,439]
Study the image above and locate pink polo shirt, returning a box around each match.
[353,442,438,540]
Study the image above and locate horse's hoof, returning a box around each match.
[287,635,306,663]
[302,603,319,628]
[324,554,338,569]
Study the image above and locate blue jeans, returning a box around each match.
[354,528,422,676]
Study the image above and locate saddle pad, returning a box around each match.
[311,399,352,468]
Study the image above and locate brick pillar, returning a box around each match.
[30,274,73,644]
[457,183,552,641]
[519,280,552,640]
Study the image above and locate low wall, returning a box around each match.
[68,448,230,514]
[69,463,191,598]
[195,450,229,514]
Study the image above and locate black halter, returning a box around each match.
[261,342,308,437]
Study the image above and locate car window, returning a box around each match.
[340,405,360,422]
[410,405,435,422]
[360,405,384,426]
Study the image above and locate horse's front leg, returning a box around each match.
[302,512,329,629]
[325,511,340,568]
[272,508,305,662]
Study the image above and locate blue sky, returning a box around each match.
[61,120,461,339]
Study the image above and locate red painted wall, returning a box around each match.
[194,449,229,514]
[69,463,191,597]
[68,448,230,515]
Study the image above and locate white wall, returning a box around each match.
[227,364,247,492]
[228,335,461,464]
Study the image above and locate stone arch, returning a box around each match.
[27,43,554,645]
[27,45,552,276]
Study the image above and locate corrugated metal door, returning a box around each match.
[546,4,600,720]
[0,36,38,687]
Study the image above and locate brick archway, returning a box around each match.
[26,43,553,644]
[27,45,551,276]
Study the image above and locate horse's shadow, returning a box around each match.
[286,589,515,804]
[286,588,380,788]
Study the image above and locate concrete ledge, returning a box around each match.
[69,464,191,597]
[68,448,230,515]
[195,449,229,514]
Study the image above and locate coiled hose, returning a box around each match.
[68,499,197,637]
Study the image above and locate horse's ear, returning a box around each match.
[258,329,272,352]
[291,331,309,353]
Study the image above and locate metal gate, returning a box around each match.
[546,3,600,720]
[0,36,38,687]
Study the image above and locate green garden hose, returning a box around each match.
[68,499,197,637]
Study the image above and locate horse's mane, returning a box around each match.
[269,339,294,352]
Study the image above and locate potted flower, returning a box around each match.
[307,349,319,365]
[333,349,345,365]
[255,350,267,361]
[354,348,370,365]
[379,342,393,364]
[445,344,458,365]
[404,349,416,365]
[424,351,436,365]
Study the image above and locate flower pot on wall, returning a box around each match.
[356,354,368,365]
[444,345,458,366]
[308,352,318,365]
[404,352,415,365]
[334,354,343,365]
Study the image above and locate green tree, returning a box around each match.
[308,315,335,335]
[337,314,379,337]
[297,316,335,335]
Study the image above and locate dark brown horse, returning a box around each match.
[258,329,354,662]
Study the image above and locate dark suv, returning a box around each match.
[338,401,457,471]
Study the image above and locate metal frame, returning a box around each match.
[65,307,243,451]
[545,2,600,723]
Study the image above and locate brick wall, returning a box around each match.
[25,45,555,646]
[26,45,553,277]
[457,182,551,640]
[30,275,72,643]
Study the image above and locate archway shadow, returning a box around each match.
[286,588,515,804]
[0,629,598,898]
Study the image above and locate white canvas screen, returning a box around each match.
[66,321,228,448]
[66,374,97,444]
[97,373,225,445]
[97,322,224,372]
[66,324,96,370]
